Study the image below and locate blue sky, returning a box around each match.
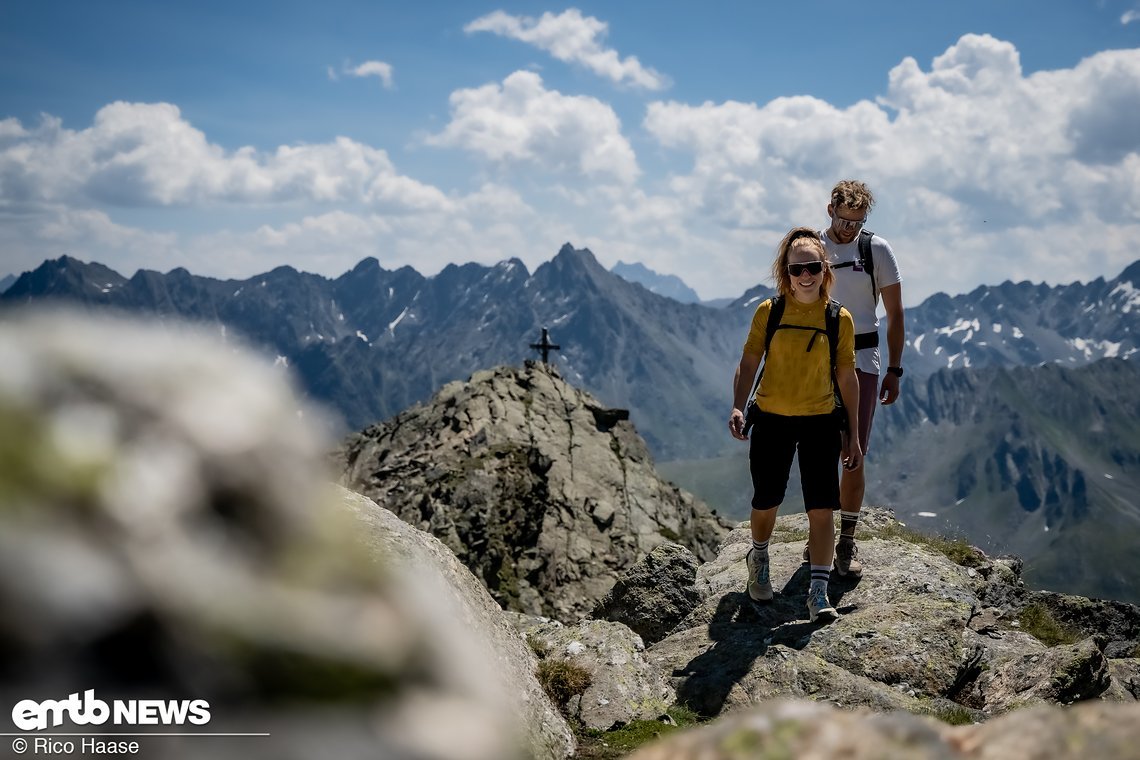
[2,1,1139,304]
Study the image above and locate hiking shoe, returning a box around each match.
[746,548,773,602]
[807,587,838,623]
[834,536,863,578]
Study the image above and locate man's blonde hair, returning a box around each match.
[771,226,833,302]
[830,180,875,213]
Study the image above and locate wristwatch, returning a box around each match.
[886,366,904,378]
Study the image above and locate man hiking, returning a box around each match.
[816,179,905,578]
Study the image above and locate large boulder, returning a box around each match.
[509,614,675,730]
[591,542,705,645]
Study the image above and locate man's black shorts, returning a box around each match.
[748,411,841,511]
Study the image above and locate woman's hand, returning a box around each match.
[729,408,748,440]
[841,430,863,471]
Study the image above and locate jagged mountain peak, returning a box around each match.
[30,253,99,275]
[552,242,603,269]
[1119,259,1140,285]
[3,254,128,301]
[729,281,777,309]
[266,263,301,277]
[351,256,381,273]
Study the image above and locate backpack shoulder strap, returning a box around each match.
[746,295,784,406]
[825,300,841,372]
[825,299,843,405]
[763,294,786,357]
[858,229,878,304]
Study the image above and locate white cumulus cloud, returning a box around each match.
[1123,10,1140,25]
[425,70,640,184]
[345,60,394,88]
[465,9,668,90]
[640,34,1140,301]
[0,102,441,209]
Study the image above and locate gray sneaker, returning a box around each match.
[807,586,838,623]
[746,548,773,602]
[835,536,863,578]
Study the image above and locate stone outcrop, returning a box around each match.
[591,542,704,646]
[0,309,573,760]
[593,508,1139,729]
[336,361,730,622]
[508,613,675,731]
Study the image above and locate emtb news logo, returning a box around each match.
[11,690,210,731]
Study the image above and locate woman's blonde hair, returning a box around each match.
[771,226,834,301]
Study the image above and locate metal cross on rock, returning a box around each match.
[529,327,561,364]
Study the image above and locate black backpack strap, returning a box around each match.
[742,295,783,434]
[858,229,878,305]
[763,294,786,357]
[825,300,842,409]
[825,300,840,376]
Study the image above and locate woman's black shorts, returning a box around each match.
[748,411,841,511]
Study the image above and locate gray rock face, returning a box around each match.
[509,614,675,731]
[0,309,573,760]
[341,489,575,759]
[336,361,730,622]
[641,508,1140,723]
[958,636,1110,713]
[592,542,704,645]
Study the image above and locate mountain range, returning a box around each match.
[6,248,1136,458]
[1,246,757,460]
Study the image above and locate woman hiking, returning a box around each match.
[728,226,862,623]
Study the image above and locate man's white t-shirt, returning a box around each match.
[820,230,902,375]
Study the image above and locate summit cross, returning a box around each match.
[529,327,561,364]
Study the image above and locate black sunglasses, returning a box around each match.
[788,261,824,277]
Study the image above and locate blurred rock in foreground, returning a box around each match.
[0,309,572,760]
[625,699,1140,759]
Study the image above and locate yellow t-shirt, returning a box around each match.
[742,297,856,416]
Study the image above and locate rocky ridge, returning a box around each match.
[335,360,730,622]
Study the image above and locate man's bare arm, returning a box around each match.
[878,282,905,405]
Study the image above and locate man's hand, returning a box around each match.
[841,430,863,471]
[879,372,900,405]
[729,408,748,440]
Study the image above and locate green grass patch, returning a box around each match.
[922,703,976,726]
[526,634,550,659]
[1017,604,1081,647]
[575,705,702,759]
[873,522,986,567]
[772,526,809,543]
[537,659,592,713]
